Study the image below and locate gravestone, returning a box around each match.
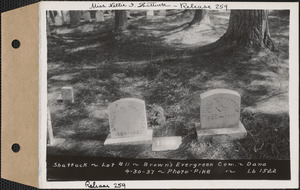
[104,98,153,145]
[47,106,65,146]
[158,10,167,17]
[62,11,70,24]
[61,86,74,103]
[83,11,92,22]
[146,10,154,17]
[95,11,105,22]
[54,14,64,26]
[152,136,182,151]
[47,107,54,145]
[197,89,247,141]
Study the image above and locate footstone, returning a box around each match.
[104,98,153,145]
[95,11,105,22]
[152,136,182,151]
[197,89,247,141]
[83,11,91,22]
[61,86,74,103]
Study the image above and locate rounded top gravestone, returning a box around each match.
[200,89,241,129]
[108,98,148,139]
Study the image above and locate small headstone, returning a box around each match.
[83,11,92,22]
[54,15,64,26]
[158,10,167,17]
[197,89,247,141]
[61,86,74,103]
[146,10,154,17]
[152,136,182,151]
[104,98,153,145]
[95,11,105,22]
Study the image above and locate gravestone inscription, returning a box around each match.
[198,89,247,141]
[152,136,182,151]
[104,98,153,145]
[200,89,240,129]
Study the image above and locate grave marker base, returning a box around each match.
[104,129,153,145]
[197,121,247,141]
[47,138,66,147]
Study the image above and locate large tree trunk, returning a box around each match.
[69,11,81,28]
[219,10,277,51]
[115,10,128,32]
[190,10,210,26]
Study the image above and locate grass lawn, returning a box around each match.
[47,10,289,160]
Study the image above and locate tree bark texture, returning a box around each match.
[219,10,277,51]
[115,10,128,32]
[69,11,81,28]
[190,10,210,26]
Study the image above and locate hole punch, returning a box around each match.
[11,143,20,153]
[11,39,21,49]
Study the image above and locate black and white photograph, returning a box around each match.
[43,2,297,188]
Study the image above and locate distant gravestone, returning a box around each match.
[158,10,167,17]
[146,10,154,17]
[152,136,182,151]
[95,11,105,22]
[83,11,92,22]
[197,89,247,141]
[62,11,70,24]
[54,14,64,26]
[61,86,74,103]
[104,98,153,145]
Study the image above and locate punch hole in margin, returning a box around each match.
[11,143,20,153]
[11,39,21,49]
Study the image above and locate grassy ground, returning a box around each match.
[47,10,290,160]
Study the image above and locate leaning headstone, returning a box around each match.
[104,98,153,145]
[158,10,167,17]
[146,10,154,18]
[83,11,92,22]
[197,89,247,141]
[95,11,105,22]
[152,136,182,151]
[47,106,65,146]
[61,86,74,103]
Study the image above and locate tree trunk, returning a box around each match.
[115,10,128,32]
[219,10,277,51]
[190,10,210,26]
[69,11,81,28]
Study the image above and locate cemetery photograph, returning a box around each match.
[46,9,290,162]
